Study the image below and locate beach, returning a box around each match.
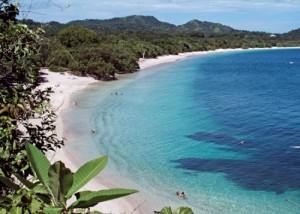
[138,49,243,70]
[41,47,290,213]
[40,69,151,213]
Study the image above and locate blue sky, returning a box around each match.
[18,0,300,33]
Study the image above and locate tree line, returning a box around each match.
[40,25,280,80]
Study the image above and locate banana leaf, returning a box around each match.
[174,207,194,214]
[0,176,21,191]
[48,161,73,206]
[25,144,50,187]
[69,188,138,209]
[13,173,35,189]
[66,155,108,198]
[44,207,63,214]
[160,207,173,214]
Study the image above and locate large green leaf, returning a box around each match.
[44,207,63,214]
[174,207,194,214]
[0,176,21,191]
[66,155,108,198]
[33,184,49,195]
[10,206,23,214]
[69,188,138,209]
[29,199,43,213]
[160,207,173,214]
[25,143,50,186]
[48,161,73,206]
[13,173,35,189]
[156,206,194,214]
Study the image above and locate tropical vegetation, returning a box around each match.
[0,0,64,196]
[40,25,279,80]
[0,143,137,213]
[154,206,194,214]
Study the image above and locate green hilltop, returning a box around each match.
[68,15,177,34]
[22,15,300,40]
[67,15,235,36]
[176,19,235,35]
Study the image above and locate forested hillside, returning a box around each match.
[68,16,238,36]
[22,15,300,39]
[22,15,241,37]
[68,15,177,34]
[282,28,300,41]
[41,25,279,80]
[20,15,300,80]
[177,19,235,35]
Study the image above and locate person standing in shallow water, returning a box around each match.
[176,191,186,199]
[180,192,186,199]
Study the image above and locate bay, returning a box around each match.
[63,48,300,213]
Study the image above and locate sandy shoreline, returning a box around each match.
[138,47,298,70]
[41,47,293,213]
[138,48,242,70]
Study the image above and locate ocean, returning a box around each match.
[62,48,300,213]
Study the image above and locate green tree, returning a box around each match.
[189,31,205,38]
[57,25,99,48]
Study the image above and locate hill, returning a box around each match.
[68,15,177,34]
[22,15,241,36]
[21,15,300,41]
[68,16,236,36]
[282,28,300,41]
[177,19,235,35]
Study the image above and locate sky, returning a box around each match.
[17,0,300,33]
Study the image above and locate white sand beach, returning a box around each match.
[138,47,289,70]
[138,48,244,70]
[41,47,287,213]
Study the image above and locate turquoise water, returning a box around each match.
[63,48,300,213]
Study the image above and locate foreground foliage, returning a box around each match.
[0,0,64,194]
[0,144,138,213]
[155,206,194,214]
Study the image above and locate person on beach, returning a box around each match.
[91,129,95,134]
